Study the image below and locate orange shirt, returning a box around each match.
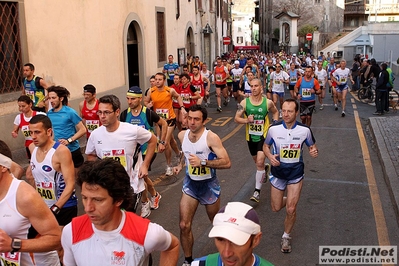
[214,65,228,85]
[150,86,176,120]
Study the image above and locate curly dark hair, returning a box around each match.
[47,85,70,106]
[77,158,134,210]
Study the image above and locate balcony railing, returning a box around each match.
[365,3,399,15]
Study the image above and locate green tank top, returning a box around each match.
[245,97,269,142]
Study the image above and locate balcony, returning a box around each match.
[365,3,399,15]
[345,3,366,15]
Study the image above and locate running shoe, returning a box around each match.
[182,261,191,266]
[319,104,324,110]
[341,111,346,117]
[165,166,173,176]
[281,237,292,253]
[263,163,270,183]
[150,192,162,210]
[250,190,260,202]
[334,104,338,111]
[226,96,230,103]
[223,100,228,106]
[140,201,151,218]
[217,107,222,112]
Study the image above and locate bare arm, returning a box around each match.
[25,143,36,187]
[0,182,61,253]
[263,142,280,167]
[159,233,180,266]
[11,124,19,138]
[143,90,152,107]
[87,153,98,162]
[11,162,24,180]
[173,131,186,175]
[205,131,231,169]
[234,100,249,124]
[156,117,168,153]
[170,88,187,115]
[267,99,279,122]
[54,146,75,208]
[139,134,157,178]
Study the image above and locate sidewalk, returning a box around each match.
[369,116,399,218]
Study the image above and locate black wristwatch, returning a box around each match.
[11,238,22,253]
[67,137,73,144]
[50,204,61,215]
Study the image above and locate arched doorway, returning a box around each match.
[186,27,195,57]
[127,22,140,88]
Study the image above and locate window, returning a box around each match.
[237,36,243,44]
[210,0,214,12]
[156,11,166,62]
[0,1,23,94]
[238,27,242,32]
[197,0,203,11]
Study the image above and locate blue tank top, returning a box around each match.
[299,78,316,102]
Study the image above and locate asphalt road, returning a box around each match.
[72,88,399,265]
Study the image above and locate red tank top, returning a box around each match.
[19,111,36,147]
[81,99,101,138]
[180,84,197,108]
[191,75,205,97]
[214,65,227,85]
[171,83,182,109]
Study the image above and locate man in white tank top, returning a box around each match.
[0,150,61,266]
[173,105,231,266]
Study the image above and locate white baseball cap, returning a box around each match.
[292,54,296,57]
[208,202,261,246]
[234,60,240,65]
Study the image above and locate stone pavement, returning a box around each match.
[369,116,399,218]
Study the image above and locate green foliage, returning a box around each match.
[298,24,316,37]
[273,28,280,39]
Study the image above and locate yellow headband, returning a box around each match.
[127,92,142,97]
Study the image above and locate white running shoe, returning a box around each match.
[140,201,151,218]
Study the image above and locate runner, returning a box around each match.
[11,95,46,159]
[287,62,301,99]
[235,78,278,202]
[21,63,49,112]
[213,58,230,112]
[191,66,209,106]
[239,66,254,98]
[294,66,321,127]
[163,55,180,87]
[79,84,101,139]
[223,59,233,102]
[86,95,157,213]
[171,75,184,131]
[331,59,354,117]
[144,73,186,176]
[61,158,180,266]
[231,60,244,107]
[200,63,213,107]
[314,61,328,110]
[263,99,318,253]
[270,63,289,118]
[120,86,167,217]
[173,105,231,266]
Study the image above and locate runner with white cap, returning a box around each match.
[192,202,274,266]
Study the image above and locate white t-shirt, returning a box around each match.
[333,68,351,89]
[314,68,328,87]
[271,71,289,93]
[62,211,171,266]
[85,122,152,193]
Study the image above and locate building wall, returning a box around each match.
[0,0,196,150]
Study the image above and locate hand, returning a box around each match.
[173,165,182,175]
[309,146,318,158]
[181,108,187,116]
[158,143,165,153]
[147,101,153,108]
[58,139,69,146]
[247,115,254,123]
[188,154,200,167]
[138,165,149,179]
[11,131,18,138]
[269,154,280,167]
[0,229,12,253]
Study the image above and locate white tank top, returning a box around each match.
[0,177,60,266]
[182,129,217,181]
[31,143,62,207]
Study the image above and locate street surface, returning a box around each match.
[75,88,399,265]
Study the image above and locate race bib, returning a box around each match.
[26,90,35,102]
[156,109,169,120]
[248,120,264,136]
[274,79,281,85]
[21,125,31,138]
[279,143,301,163]
[193,85,202,93]
[234,75,241,81]
[102,149,127,169]
[340,77,347,83]
[290,77,297,83]
[188,165,211,177]
[181,94,191,104]
[86,120,100,133]
[36,181,56,201]
[168,68,175,75]
[1,252,21,266]
[216,74,223,81]
[301,88,312,98]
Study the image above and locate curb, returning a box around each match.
[369,117,399,222]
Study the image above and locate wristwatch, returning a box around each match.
[67,137,73,143]
[159,140,166,145]
[50,204,61,215]
[200,159,207,166]
[11,238,22,253]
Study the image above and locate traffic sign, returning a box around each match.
[223,37,231,45]
[306,33,313,41]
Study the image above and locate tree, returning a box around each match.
[273,0,315,26]
[298,24,317,37]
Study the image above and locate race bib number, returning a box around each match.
[36,182,56,200]
[234,75,240,81]
[26,90,35,102]
[21,125,31,138]
[280,143,301,163]
[193,85,202,93]
[274,79,281,85]
[156,109,169,120]
[188,165,211,176]
[290,77,297,83]
[168,68,175,76]
[216,74,223,81]
[340,77,347,83]
[86,120,100,133]
[301,88,312,98]
[1,252,21,266]
[102,149,127,169]
[248,120,264,136]
[181,94,191,104]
